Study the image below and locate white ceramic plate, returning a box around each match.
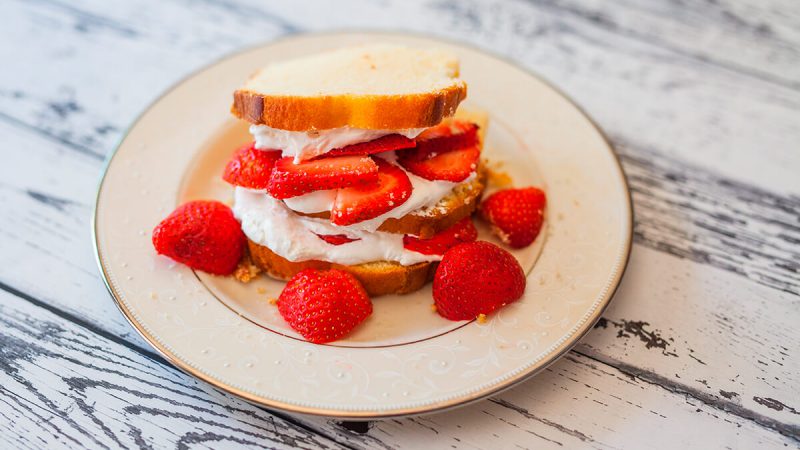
[94,32,632,419]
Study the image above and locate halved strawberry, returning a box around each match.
[433,241,526,321]
[152,200,245,275]
[403,217,478,255]
[331,158,412,226]
[222,142,282,189]
[398,145,480,182]
[480,187,547,248]
[267,155,378,199]
[316,234,360,245]
[400,121,479,162]
[323,134,416,158]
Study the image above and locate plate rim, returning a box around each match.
[92,30,634,419]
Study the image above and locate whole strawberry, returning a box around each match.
[480,187,546,248]
[152,200,245,275]
[433,241,526,321]
[278,269,372,344]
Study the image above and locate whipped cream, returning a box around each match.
[283,189,337,214]
[234,188,441,266]
[250,124,425,162]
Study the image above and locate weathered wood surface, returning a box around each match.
[1,0,798,448]
[2,287,793,449]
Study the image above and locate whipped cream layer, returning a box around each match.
[234,188,441,266]
[251,124,425,162]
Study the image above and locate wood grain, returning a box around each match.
[265,0,800,193]
[3,0,800,195]
[1,0,798,448]
[618,141,800,295]
[2,287,795,449]
[0,290,344,450]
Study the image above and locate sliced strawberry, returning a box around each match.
[331,158,412,226]
[398,145,479,182]
[403,217,478,255]
[316,234,360,245]
[417,119,477,141]
[267,155,378,199]
[400,121,479,162]
[222,142,282,189]
[323,134,416,158]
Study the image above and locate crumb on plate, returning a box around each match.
[233,254,261,283]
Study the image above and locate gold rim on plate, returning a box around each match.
[92,31,633,419]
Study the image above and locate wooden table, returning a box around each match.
[2,0,798,448]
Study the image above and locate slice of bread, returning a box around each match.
[247,239,436,296]
[232,44,467,131]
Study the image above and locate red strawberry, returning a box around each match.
[403,217,478,255]
[433,241,526,320]
[323,134,416,158]
[331,158,412,226]
[417,119,477,141]
[316,234,360,245]
[480,187,546,248]
[222,142,282,189]
[400,121,479,162]
[267,155,378,199]
[152,200,245,275]
[398,145,480,182]
[278,269,372,343]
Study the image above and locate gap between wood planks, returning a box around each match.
[514,0,800,92]
[3,0,798,442]
[1,44,798,440]
[0,111,104,161]
[23,0,800,94]
[1,277,797,443]
[0,278,364,450]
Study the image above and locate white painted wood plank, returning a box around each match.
[356,351,796,449]
[578,246,800,428]
[2,288,795,449]
[0,0,798,447]
[539,0,800,88]
[1,0,800,193]
[0,290,345,450]
[263,0,800,194]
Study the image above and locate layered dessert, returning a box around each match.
[227,45,486,296]
[152,44,546,343]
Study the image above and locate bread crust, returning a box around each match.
[247,239,436,296]
[231,84,467,131]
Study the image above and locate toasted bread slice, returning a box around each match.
[232,44,467,131]
[247,239,436,296]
